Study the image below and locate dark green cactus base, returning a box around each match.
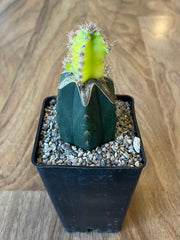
[56,72,116,150]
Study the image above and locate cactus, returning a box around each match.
[64,22,110,83]
[56,22,116,150]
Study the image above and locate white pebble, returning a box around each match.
[72,146,77,151]
[135,161,140,167]
[88,154,93,160]
[123,152,131,159]
[121,160,125,166]
[78,151,83,157]
[69,155,75,161]
[133,137,140,153]
[106,152,111,159]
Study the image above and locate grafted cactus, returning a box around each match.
[56,22,116,150]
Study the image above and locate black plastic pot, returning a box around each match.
[31,95,146,233]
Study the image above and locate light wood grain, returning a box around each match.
[0,0,44,113]
[0,190,179,240]
[0,0,180,239]
[139,14,180,169]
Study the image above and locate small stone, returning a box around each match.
[43,159,48,164]
[88,154,93,160]
[72,146,77,151]
[50,155,56,161]
[135,161,140,167]
[42,124,49,131]
[127,139,132,145]
[64,143,70,150]
[45,151,50,157]
[123,152,132,159]
[38,141,43,146]
[65,149,73,155]
[101,160,105,166]
[121,160,125,166]
[71,151,77,156]
[120,146,125,152]
[51,144,56,151]
[78,151,83,157]
[133,137,140,153]
[37,158,41,164]
[118,135,123,141]
[97,155,103,161]
[94,153,98,159]
[128,159,133,164]
[113,145,119,151]
[50,99,56,106]
[78,157,82,163]
[57,159,63,164]
[69,155,75,161]
[106,152,111,159]
[51,159,56,165]
[128,145,134,150]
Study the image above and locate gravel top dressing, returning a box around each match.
[37,99,143,167]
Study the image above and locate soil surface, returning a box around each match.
[37,99,143,167]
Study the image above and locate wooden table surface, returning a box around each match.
[0,0,180,239]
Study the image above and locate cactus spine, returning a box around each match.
[56,22,116,150]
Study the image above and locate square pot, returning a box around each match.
[31,95,146,233]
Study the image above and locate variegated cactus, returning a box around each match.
[63,22,110,83]
[56,22,116,150]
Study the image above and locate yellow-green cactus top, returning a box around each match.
[63,22,110,83]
